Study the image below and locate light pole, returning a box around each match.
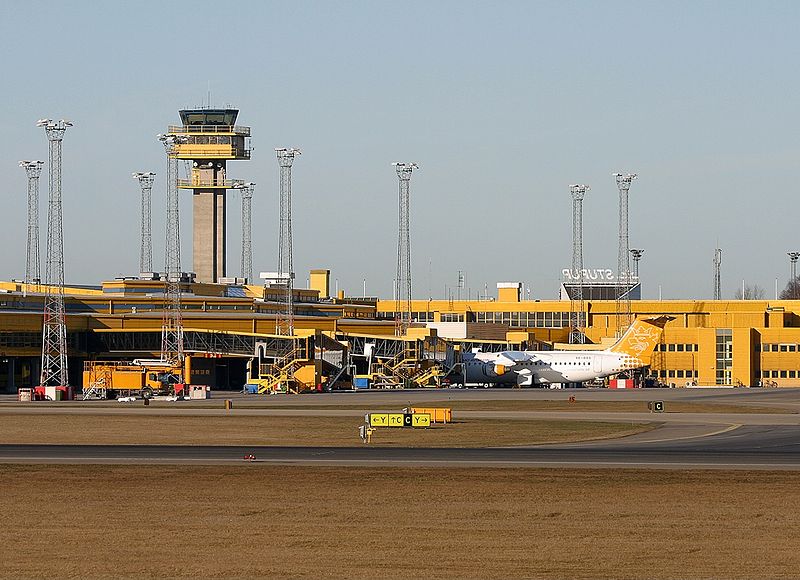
[392,162,419,335]
[37,118,72,388]
[232,180,255,283]
[569,183,589,344]
[630,248,645,279]
[20,160,44,287]
[276,148,301,338]
[132,171,156,274]
[613,172,637,333]
[788,252,800,299]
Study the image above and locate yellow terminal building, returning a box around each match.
[374,280,800,388]
[2,274,800,392]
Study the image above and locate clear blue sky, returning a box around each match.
[2,0,799,299]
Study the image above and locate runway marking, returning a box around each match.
[623,423,742,445]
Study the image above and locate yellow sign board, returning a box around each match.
[369,412,432,428]
[412,413,431,428]
[387,413,405,427]
[369,413,388,427]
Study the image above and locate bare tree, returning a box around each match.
[780,277,800,300]
[734,283,765,300]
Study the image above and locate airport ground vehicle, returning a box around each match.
[82,359,184,399]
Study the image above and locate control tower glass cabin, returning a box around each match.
[169,109,250,283]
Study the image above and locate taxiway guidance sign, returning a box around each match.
[369,413,431,428]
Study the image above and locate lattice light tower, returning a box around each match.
[613,172,637,334]
[713,248,723,300]
[392,162,419,336]
[233,181,255,283]
[276,148,301,337]
[20,160,44,287]
[169,109,251,283]
[568,184,589,344]
[37,119,72,387]
[788,252,800,288]
[132,172,156,273]
[158,134,185,364]
[630,248,645,279]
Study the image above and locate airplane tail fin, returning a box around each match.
[607,316,673,363]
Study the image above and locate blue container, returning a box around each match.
[245,384,259,394]
[353,377,370,389]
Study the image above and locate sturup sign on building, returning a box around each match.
[562,268,639,282]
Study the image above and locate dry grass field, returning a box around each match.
[2,465,798,579]
[3,398,790,413]
[0,414,653,446]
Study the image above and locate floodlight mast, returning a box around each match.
[38,119,71,387]
[158,134,186,365]
[788,252,800,298]
[132,171,156,273]
[20,160,44,287]
[275,148,301,339]
[613,172,637,335]
[232,181,255,283]
[392,162,419,336]
[568,184,589,344]
[630,248,645,278]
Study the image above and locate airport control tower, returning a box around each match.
[169,109,250,283]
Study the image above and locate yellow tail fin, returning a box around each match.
[608,316,673,363]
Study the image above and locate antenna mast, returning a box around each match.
[713,248,722,300]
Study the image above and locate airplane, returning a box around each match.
[461,315,673,387]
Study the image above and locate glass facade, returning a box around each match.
[715,329,733,385]
[475,311,581,328]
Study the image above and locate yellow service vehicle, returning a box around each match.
[82,359,184,399]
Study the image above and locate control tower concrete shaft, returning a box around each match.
[169,109,250,283]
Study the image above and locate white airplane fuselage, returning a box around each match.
[463,349,640,386]
[460,316,670,387]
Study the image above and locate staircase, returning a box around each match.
[82,363,112,400]
[371,346,445,388]
[257,347,311,394]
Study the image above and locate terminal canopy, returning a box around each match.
[179,109,239,127]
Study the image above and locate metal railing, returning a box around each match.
[176,178,236,189]
[172,147,250,159]
[168,125,250,136]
